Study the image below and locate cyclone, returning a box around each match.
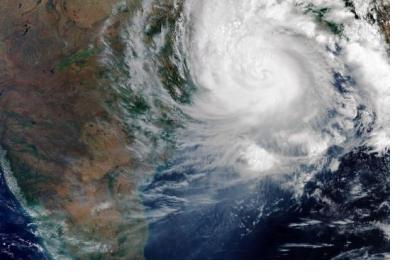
[0,0,390,260]
[130,0,389,190]
[125,0,390,259]
[181,0,357,180]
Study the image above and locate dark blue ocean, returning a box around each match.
[143,147,390,259]
[0,147,389,259]
[0,167,47,259]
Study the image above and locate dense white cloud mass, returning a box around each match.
[121,0,390,259]
[126,0,389,202]
[164,0,388,190]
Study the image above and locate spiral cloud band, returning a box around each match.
[125,0,389,259]
[172,0,389,183]
[0,0,390,260]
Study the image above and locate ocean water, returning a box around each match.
[143,147,389,259]
[128,0,390,259]
[0,0,389,259]
[0,167,47,259]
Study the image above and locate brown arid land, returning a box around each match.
[0,0,147,259]
[0,0,390,260]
